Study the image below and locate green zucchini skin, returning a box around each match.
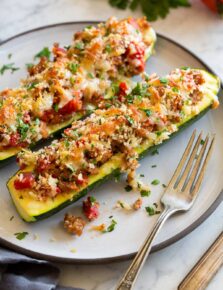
[7,106,211,222]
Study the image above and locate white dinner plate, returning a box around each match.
[0,22,222,263]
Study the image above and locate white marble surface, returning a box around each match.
[0,0,222,289]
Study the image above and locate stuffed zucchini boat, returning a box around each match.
[7,68,220,222]
[0,17,156,166]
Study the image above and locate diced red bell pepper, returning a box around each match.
[83,196,99,221]
[14,172,35,190]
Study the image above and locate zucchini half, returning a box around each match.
[7,69,220,222]
[0,27,156,167]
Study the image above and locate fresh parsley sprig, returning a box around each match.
[109,0,190,21]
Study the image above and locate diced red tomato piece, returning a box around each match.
[36,158,50,173]
[9,133,20,147]
[59,98,82,115]
[40,109,53,122]
[83,196,99,221]
[14,172,35,190]
[118,82,128,101]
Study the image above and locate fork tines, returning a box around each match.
[167,130,215,198]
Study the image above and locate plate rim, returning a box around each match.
[0,21,222,264]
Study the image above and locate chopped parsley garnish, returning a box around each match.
[70,76,75,85]
[140,190,151,197]
[151,148,159,155]
[153,202,158,208]
[103,219,117,233]
[53,103,59,112]
[17,118,30,140]
[75,42,84,50]
[0,63,19,75]
[108,0,190,22]
[159,77,168,84]
[181,66,190,70]
[141,108,152,117]
[105,44,112,53]
[125,115,134,125]
[26,63,34,69]
[172,87,179,93]
[145,206,161,216]
[68,63,79,74]
[64,139,70,148]
[14,232,29,240]
[8,53,12,59]
[151,179,160,185]
[86,25,93,29]
[64,45,71,50]
[140,174,145,177]
[87,72,94,79]
[125,185,133,192]
[162,184,167,188]
[26,81,38,90]
[200,139,205,145]
[151,165,157,168]
[89,196,96,204]
[34,47,51,60]
[109,215,113,219]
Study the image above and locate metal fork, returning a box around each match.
[116,130,215,290]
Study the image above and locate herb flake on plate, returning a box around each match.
[14,232,29,240]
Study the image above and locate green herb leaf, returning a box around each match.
[0,63,19,75]
[142,108,152,117]
[160,77,168,84]
[68,63,79,74]
[87,72,94,79]
[151,165,157,168]
[172,87,179,93]
[109,0,190,21]
[151,179,160,185]
[105,44,112,53]
[75,42,84,50]
[34,47,51,60]
[26,63,34,69]
[14,232,29,240]
[53,103,59,112]
[140,190,151,197]
[26,81,38,90]
[145,206,161,216]
[125,185,133,192]
[89,196,96,204]
[103,219,117,233]
[200,139,205,145]
[125,115,134,125]
[181,66,190,70]
[162,183,167,188]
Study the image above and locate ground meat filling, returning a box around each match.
[15,68,215,201]
[64,213,86,236]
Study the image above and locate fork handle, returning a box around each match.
[116,206,176,290]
